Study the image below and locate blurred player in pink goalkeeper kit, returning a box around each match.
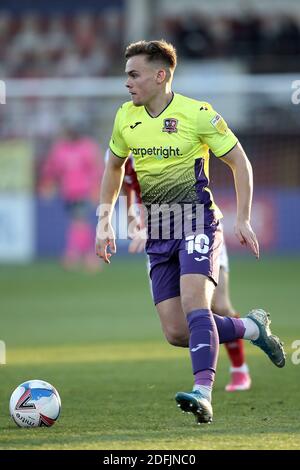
[123,155,251,392]
[41,120,104,270]
[96,40,285,424]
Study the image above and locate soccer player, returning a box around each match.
[123,156,251,391]
[40,119,104,271]
[96,40,285,424]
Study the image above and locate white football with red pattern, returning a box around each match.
[9,380,61,427]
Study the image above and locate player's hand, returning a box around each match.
[95,221,116,264]
[234,220,259,259]
[128,228,147,254]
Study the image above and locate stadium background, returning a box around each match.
[0,0,299,450]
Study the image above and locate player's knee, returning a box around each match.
[164,328,188,347]
[181,293,208,315]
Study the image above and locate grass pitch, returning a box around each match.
[0,256,300,450]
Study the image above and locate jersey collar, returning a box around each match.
[144,92,175,118]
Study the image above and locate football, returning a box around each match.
[9,380,61,428]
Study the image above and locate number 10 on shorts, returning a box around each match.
[186,234,210,254]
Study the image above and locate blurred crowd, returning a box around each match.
[0,11,123,78]
[159,11,300,72]
[0,10,300,78]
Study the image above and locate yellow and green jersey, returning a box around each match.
[109,93,238,219]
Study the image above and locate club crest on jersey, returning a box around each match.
[162,118,178,133]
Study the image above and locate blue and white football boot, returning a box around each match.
[175,390,213,424]
[247,309,286,368]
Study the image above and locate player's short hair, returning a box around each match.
[125,40,177,72]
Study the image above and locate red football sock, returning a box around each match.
[224,338,245,368]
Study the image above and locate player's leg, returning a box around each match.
[153,225,243,424]
[176,273,217,423]
[74,200,101,272]
[63,202,82,269]
[174,222,224,424]
[156,296,189,347]
[174,224,285,424]
[148,237,285,425]
[156,293,285,371]
[212,266,251,392]
[147,241,190,346]
[154,278,286,423]
[153,272,216,424]
[150,247,248,351]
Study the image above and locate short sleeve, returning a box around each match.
[109,107,130,158]
[197,102,238,157]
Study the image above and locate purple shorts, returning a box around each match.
[146,222,223,305]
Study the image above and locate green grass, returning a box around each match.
[0,256,300,450]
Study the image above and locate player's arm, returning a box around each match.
[197,103,259,259]
[219,143,259,259]
[96,150,126,263]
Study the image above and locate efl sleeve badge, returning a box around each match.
[210,114,228,135]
